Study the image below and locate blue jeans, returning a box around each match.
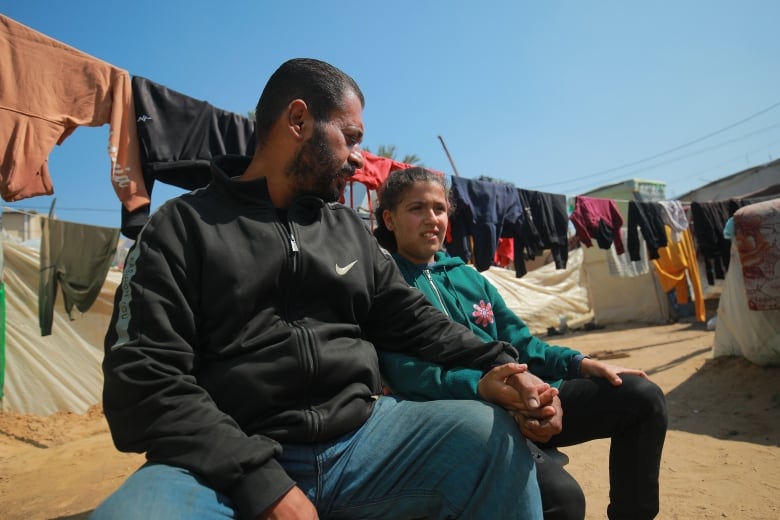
[92,396,542,519]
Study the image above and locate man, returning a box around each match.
[92,58,552,519]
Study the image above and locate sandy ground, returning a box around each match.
[1,321,778,520]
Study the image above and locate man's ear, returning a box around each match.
[382,209,395,231]
[287,99,308,139]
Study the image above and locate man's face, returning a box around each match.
[286,91,364,202]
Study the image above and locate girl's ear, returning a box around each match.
[382,209,395,231]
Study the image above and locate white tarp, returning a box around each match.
[1,240,121,415]
[481,247,594,336]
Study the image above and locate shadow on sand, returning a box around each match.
[52,512,92,520]
[662,355,780,447]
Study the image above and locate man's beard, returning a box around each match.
[286,124,356,202]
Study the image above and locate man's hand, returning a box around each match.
[502,366,558,416]
[257,486,318,520]
[580,358,649,386]
[477,363,562,443]
[477,363,557,414]
[510,394,563,444]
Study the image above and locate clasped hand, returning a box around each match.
[477,363,562,443]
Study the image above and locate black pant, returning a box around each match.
[535,374,668,520]
[529,442,585,520]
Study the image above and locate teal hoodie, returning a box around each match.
[379,251,581,400]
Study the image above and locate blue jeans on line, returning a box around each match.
[91,396,543,519]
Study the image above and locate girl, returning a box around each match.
[374,167,667,520]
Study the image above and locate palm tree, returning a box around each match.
[365,144,422,166]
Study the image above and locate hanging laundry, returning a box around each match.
[493,237,514,268]
[39,218,119,336]
[690,198,770,285]
[514,189,569,277]
[658,200,689,244]
[689,201,734,285]
[448,177,524,271]
[350,152,426,230]
[125,75,257,238]
[732,198,780,310]
[627,200,667,261]
[0,15,145,212]
[352,151,416,192]
[652,226,706,322]
[569,196,625,253]
[608,227,650,277]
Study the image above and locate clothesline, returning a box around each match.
[438,173,693,205]
[1,205,42,218]
[1,205,122,231]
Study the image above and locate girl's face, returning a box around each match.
[382,180,449,264]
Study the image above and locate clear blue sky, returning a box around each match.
[3,1,780,228]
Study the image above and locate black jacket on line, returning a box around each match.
[514,189,569,277]
[122,75,257,238]
[627,200,668,262]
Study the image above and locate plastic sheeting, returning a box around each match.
[1,240,121,415]
[481,247,594,336]
[713,242,780,366]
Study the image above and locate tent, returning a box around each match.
[580,240,670,327]
[712,199,780,366]
[482,242,670,337]
[1,240,121,415]
[713,243,780,365]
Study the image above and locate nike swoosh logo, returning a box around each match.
[335,260,358,276]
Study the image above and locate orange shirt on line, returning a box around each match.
[652,226,706,322]
[0,15,148,211]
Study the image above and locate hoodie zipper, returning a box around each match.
[423,269,451,318]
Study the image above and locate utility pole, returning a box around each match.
[437,135,461,177]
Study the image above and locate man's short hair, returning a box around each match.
[254,58,364,147]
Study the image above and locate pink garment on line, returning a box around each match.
[0,15,148,211]
[569,196,625,254]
